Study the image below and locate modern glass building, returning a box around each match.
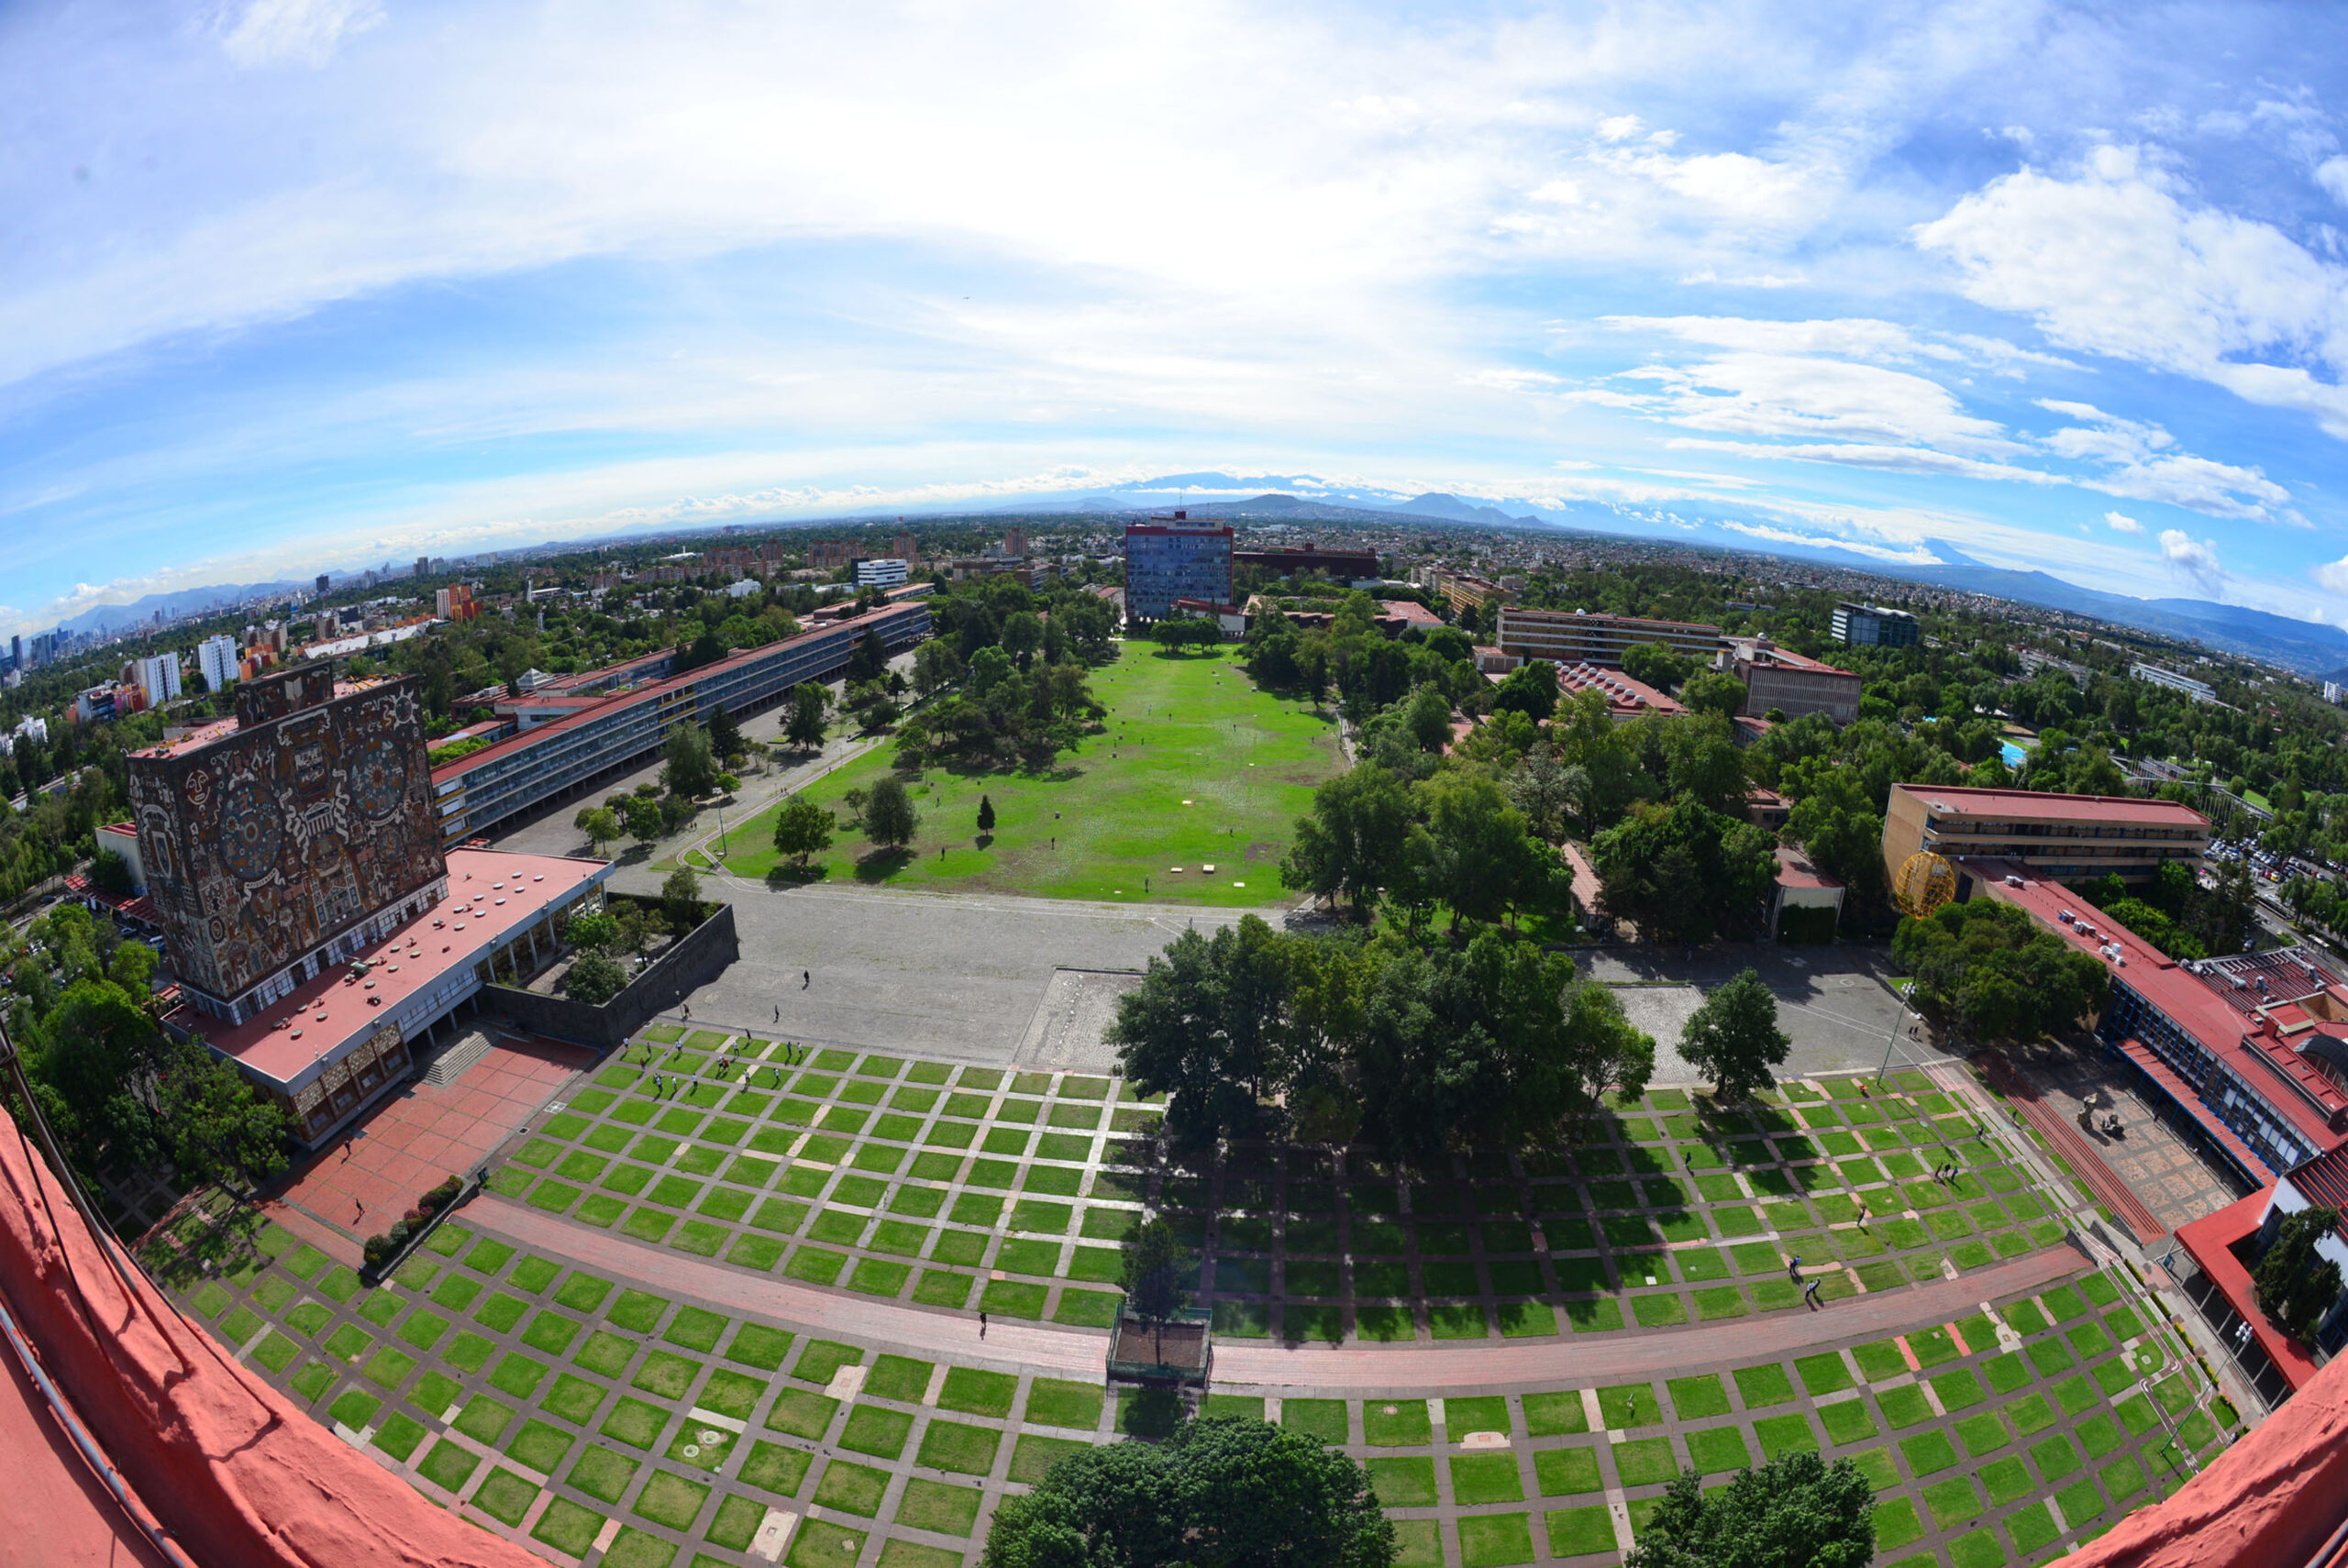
[1123,519,1233,622]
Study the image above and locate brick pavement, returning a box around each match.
[471,1191,2088,1396]
[273,1035,590,1243]
[1983,1058,2165,1245]
[470,1194,1109,1378]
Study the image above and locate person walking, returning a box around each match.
[803,970,811,989]
[1787,1254,1802,1284]
[1803,1276,1822,1309]
[774,1005,781,1023]
[682,1003,691,1021]
[980,1311,988,1337]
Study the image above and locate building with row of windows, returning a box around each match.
[1830,601,1920,646]
[1724,636,1863,723]
[429,600,931,844]
[1490,605,1722,668]
[1122,517,1234,622]
[1882,783,2210,889]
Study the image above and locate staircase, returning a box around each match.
[422,1029,497,1088]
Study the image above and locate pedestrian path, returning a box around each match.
[470,1194,2088,1392]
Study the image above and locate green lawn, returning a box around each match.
[705,646,1341,904]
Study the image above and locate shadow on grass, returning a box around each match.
[765,862,832,888]
[854,846,915,883]
[1118,1386,1189,1439]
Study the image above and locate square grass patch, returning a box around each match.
[917,1419,1002,1475]
[1368,1456,1437,1507]
[1455,1513,1534,1568]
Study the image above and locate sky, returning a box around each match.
[6,0,2348,638]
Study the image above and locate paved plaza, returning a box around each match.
[272,1033,593,1242]
[136,1023,2241,1568]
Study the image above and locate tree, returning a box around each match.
[1416,771,1551,933]
[771,796,836,869]
[1109,917,1295,1152]
[704,701,746,763]
[564,909,620,954]
[863,776,919,849]
[662,722,720,800]
[1626,1451,1874,1568]
[770,685,821,754]
[848,627,889,683]
[90,847,133,896]
[1401,684,1454,752]
[1892,900,2110,1043]
[1490,660,1558,722]
[1678,969,1790,1105]
[981,1417,1393,1568]
[1002,612,1043,670]
[1680,670,1749,719]
[660,867,703,934]
[2254,1206,2345,1343]
[574,805,621,856]
[624,793,664,846]
[565,949,627,1005]
[1620,641,1692,693]
[1590,800,1777,946]
[1508,751,1584,842]
[154,1035,290,1190]
[1279,765,1414,920]
[1119,1217,1191,1361]
[912,638,962,699]
[977,794,997,834]
[673,628,727,673]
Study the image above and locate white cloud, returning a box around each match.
[222,0,382,69]
[2105,510,2143,533]
[1917,149,2348,436]
[2159,527,2225,590]
[1596,115,1645,142]
[2315,556,2348,595]
[1608,354,2015,452]
[2035,400,2300,523]
[2321,158,2348,208]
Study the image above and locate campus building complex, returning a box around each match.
[1490,605,1722,668]
[1122,518,1234,622]
[430,600,931,844]
[1882,783,2210,889]
[1966,863,2348,1397]
[1723,636,1862,723]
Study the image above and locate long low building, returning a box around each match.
[431,600,931,844]
[1492,605,1722,668]
[166,847,612,1147]
[1968,861,2348,1185]
[1882,783,2209,889]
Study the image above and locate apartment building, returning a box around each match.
[1831,602,1919,647]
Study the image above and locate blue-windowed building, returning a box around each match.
[1124,518,1233,623]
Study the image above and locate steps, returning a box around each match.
[422,1030,496,1088]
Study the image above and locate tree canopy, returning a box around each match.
[1677,969,1790,1105]
[1891,900,2110,1044]
[1626,1452,1874,1568]
[1590,800,1777,945]
[980,1417,1394,1568]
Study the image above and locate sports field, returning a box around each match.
[709,645,1342,906]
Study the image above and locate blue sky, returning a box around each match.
[6,0,2348,637]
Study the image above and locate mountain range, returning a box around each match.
[47,471,2348,677]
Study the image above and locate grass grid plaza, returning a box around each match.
[146,1025,2244,1568]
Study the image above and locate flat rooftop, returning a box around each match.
[1897,785,2209,827]
[184,848,606,1087]
[127,678,393,761]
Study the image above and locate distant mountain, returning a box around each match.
[56,580,305,636]
[1383,491,1543,528]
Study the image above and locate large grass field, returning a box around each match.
[708,645,1342,906]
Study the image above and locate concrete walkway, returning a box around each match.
[469,1194,2089,1393]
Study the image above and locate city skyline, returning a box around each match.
[7,1,2348,639]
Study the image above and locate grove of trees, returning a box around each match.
[1108,915,1655,1161]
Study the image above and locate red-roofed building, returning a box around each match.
[1723,635,1861,723]
[1883,783,2209,889]
[1769,845,1843,938]
[164,847,611,1148]
[1550,661,1685,722]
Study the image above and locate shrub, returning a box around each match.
[363,1233,395,1269]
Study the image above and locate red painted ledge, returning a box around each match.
[0,1104,540,1568]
